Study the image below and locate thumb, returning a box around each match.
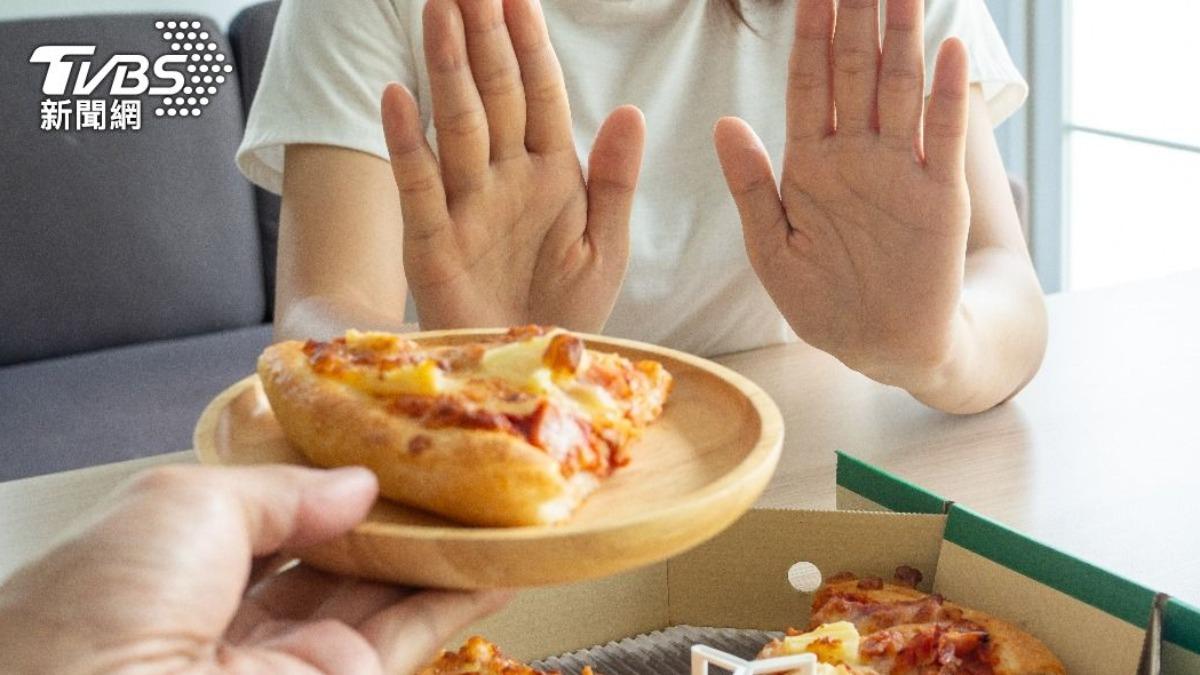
[712,117,790,262]
[118,464,379,557]
[585,105,645,260]
[223,465,379,555]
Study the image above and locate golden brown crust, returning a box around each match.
[259,341,595,527]
[811,575,1066,675]
[812,578,929,613]
[419,636,595,674]
[954,607,1067,675]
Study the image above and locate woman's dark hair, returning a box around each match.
[716,0,781,32]
[719,0,753,27]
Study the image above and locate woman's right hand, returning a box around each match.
[382,0,645,332]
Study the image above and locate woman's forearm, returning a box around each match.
[274,144,412,343]
[274,292,414,343]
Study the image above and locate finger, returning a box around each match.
[787,0,835,142]
[121,464,378,557]
[232,465,378,555]
[877,0,925,153]
[246,553,297,589]
[382,83,453,242]
[243,566,345,625]
[230,565,407,644]
[424,0,490,191]
[584,105,645,259]
[832,0,881,135]
[313,580,411,626]
[457,0,527,161]
[505,0,574,153]
[254,619,383,674]
[360,589,515,674]
[923,38,970,184]
[713,117,789,263]
[254,566,408,626]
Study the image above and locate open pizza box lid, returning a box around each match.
[451,453,1200,674]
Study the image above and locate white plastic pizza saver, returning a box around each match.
[690,645,817,675]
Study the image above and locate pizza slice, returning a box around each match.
[757,567,1065,675]
[420,636,595,675]
[258,325,672,527]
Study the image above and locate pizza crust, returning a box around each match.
[258,341,597,527]
[420,636,593,675]
[955,606,1067,675]
[817,578,1066,675]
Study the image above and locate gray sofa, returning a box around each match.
[0,3,282,480]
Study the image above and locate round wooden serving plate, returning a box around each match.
[194,330,783,589]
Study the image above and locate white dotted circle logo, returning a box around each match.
[152,19,235,120]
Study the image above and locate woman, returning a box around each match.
[238,0,1045,413]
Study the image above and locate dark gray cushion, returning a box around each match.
[0,14,265,366]
[0,324,272,481]
[230,1,282,315]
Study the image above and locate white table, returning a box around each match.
[4,271,1199,604]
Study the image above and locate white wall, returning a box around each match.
[0,0,261,29]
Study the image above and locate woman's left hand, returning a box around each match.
[713,0,972,392]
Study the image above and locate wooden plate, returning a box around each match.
[194,330,783,589]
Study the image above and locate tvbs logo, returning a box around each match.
[30,20,233,131]
[31,46,187,97]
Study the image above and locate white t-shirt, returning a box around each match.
[238,0,1026,357]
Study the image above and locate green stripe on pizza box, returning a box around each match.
[1165,597,1200,655]
[944,504,1159,629]
[835,451,948,515]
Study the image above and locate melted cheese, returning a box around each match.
[477,331,618,422]
[478,332,559,390]
[814,665,858,675]
[347,358,443,396]
[781,622,861,666]
[335,329,620,424]
[343,329,404,353]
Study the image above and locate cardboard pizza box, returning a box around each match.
[1163,597,1200,673]
[451,453,1199,674]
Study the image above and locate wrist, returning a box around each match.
[902,308,983,414]
[850,308,978,413]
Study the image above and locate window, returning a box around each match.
[1030,1,1200,291]
[1066,2,1200,290]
